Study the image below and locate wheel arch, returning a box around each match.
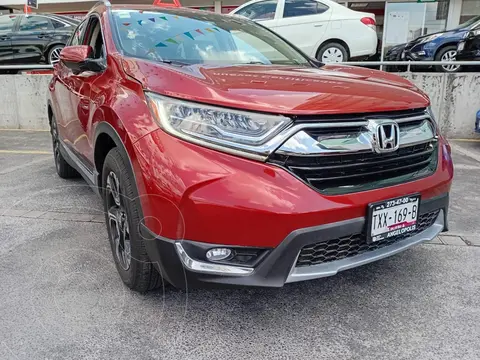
[434,42,458,59]
[316,38,351,60]
[93,121,144,198]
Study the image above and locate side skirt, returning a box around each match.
[58,140,101,196]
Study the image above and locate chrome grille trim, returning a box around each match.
[275,116,436,156]
[267,108,438,195]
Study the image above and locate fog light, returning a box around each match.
[206,248,232,261]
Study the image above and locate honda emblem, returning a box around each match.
[368,120,400,153]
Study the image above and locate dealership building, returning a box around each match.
[0,0,478,59]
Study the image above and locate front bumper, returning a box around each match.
[142,193,448,289]
[402,43,434,61]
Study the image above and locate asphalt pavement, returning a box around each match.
[0,130,479,360]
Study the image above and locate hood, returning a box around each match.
[410,27,467,45]
[122,59,429,115]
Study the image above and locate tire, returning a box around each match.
[102,147,163,292]
[47,45,64,65]
[317,42,348,63]
[435,46,461,73]
[50,114,79,179]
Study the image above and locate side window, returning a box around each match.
[283,0,329,18]
[83,17,105,60]
[236,0,278,21]
[69,21,85,46]
[51,19,69,29]
[19,16,54,32]
[0,15,16,34]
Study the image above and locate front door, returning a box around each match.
[11,15,54,64]
[0,15,16,64]
[55,16,106,171]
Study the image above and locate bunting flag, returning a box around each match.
[174,34,184,43]
[123,22,131,26]
[173,15,179,19]
[149,18,155,22]
[159,16,168,21]
[212,27,220,32]
[195,29,204,35]
[205,28,215,33]
[183,31,194,40]
[139,10,144,13]
[155,42,167,47]
[165,38,178,44]
[137,20,143,26]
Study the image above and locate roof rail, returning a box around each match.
[153,0,182,8]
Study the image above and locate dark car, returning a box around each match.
[384,43,407,72]
[0,13,79,65]
[456,27,480,62]
[401,16,480,72]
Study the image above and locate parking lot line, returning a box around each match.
[0,150,51,155]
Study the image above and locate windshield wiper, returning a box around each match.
[240,61,268,65]
[160,59,190,66]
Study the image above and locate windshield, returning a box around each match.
[111,8,310,66]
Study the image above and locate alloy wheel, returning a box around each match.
[321,47,344,63]
[49,47,63,64]
[106,171,131,271]
[441,50,460,72]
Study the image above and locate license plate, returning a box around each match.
[367,194,420,243]
[458,42,465,51]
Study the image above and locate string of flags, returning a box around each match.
[121,15,221,49]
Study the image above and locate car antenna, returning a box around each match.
[153,0,182,8]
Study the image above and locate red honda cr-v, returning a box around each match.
[47,2,454,291]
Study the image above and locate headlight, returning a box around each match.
[146,93,292,160]
[427,106,439,134]
[471,29,480,37]
[419,33,442,43]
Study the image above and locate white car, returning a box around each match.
[230,0,377,63]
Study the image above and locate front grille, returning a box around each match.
[296,210,440,267]
[271,141,437,195]
[269,110,438,195]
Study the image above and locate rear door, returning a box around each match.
[272,0,332,56]
[0,15,16,64]
[11,15,54,64]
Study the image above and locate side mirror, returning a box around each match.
[60,45,105,73]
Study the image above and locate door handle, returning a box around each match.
[0,35,10,40]
[314,24,323,27]
[37,33,49,38]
